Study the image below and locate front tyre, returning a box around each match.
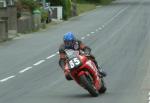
[99,78,107,94]
[79,75,99,97]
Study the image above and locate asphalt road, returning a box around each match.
[0,0,150,103]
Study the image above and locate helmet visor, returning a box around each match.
[64,41,74,48]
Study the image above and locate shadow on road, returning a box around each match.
[67,93,92,98]
[50,92,108,99]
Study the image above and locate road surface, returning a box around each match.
[0,0,150,103]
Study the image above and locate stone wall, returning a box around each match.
[0,20,8,41]
[0,6,17,36]
[17,11,34,33]
[0,7,8,17]
[17,16,33,33]
[7,6,17,32]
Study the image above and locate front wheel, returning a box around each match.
[99,78,107,94]
[79,75,99,97]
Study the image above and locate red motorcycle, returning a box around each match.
[64,49,106,97]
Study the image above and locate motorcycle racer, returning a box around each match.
[58,32,106,80]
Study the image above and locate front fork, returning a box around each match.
[77,71,101,90]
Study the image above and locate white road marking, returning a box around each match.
[81,37,85,40]
[46,54,56,59]
[149,92,150,96]
[33,60,45,66]
[99,12,131,48]
[87,34,90,36]
[96,29,99,32]
[99,27,102,30]
[91,32,95,34]
[0,75,15,82]
[103,6,129,27]
[56,51,59,54]
[19,67,32,73]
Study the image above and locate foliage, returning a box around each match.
[61,0,72,20]
[48,0,62,6]
[47,0,72,20]
[40,7,48,22]
[19,0,40,12]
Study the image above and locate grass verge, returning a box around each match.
[77,3,96,15]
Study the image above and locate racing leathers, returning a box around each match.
[58,39,106,80]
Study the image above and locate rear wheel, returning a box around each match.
[79,75,99,97]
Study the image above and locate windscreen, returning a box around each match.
[65,49,78,59]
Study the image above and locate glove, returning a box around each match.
[59,59,66,70]
[83,48,91,56]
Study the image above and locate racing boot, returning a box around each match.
[65,74,73,81]
[98,67,107,77]
[64,70,73,81]
[93,60,106,78]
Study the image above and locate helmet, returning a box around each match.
[63,32,75,48]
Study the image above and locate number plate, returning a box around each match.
[69,57,81,69]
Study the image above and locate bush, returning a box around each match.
[19,0,39,12]
[40,8,48,22]
[61,0,72,20]
[48,0,62,6]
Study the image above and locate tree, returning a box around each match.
[48,0,62,6]
[19,0,40,12]
[61,0,72,20]
[47,0,72,20]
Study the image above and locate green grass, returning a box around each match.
[100,0,113,5]
[77,3,96,15]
